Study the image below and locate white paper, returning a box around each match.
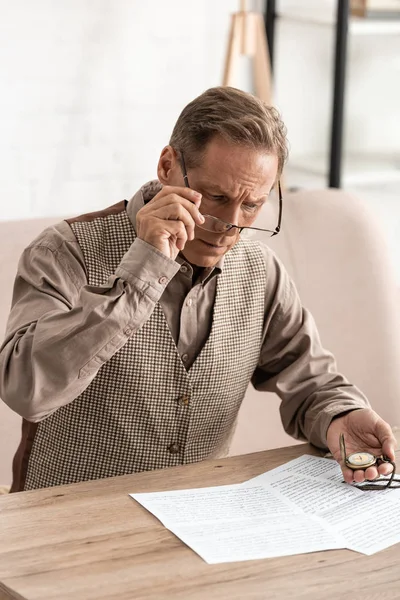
[245,455,363,514]
[321,492,400,555]
[131,482,297,527]
[270,473,364,514]
[245,454,346,486]
[172,515,344,564]
[129,454,400,563]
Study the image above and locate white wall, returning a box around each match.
[0,0,239,220]
[0,0,399,221]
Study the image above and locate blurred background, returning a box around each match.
[0,0,399,271]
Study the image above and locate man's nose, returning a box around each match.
[214,204,241,227]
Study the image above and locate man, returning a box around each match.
[0,86,396,492]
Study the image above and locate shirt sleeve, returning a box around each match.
[252,246,369,449]
[0,223,180,422]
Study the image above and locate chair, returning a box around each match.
[229,187,400,455]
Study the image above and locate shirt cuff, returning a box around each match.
[116,238,181,302]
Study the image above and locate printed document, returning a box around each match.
[130,454,400,563]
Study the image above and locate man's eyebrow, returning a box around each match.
[197,181,269,202]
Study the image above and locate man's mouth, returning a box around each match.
[199,240,227,252]
[202,241,223,248]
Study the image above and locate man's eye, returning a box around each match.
[243,204,259,212]
[211,195,225,201]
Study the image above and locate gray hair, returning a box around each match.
[169,86,288,177]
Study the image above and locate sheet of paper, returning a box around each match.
[129,453,400,563]
[172,515,345,564]
[375,484,400,500]
[320,492,400,555]
[245,455,364,514]
[245,454,346,486]
[248,454,400,499]
[131,482,298,528]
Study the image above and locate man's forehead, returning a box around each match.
[195,148,277,194]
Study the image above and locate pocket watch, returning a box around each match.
[339,433,377,470]
[339,433,400,490]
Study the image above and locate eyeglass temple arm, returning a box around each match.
[179,153,190,188]
[240,225,277,233]
[273,181,283,235]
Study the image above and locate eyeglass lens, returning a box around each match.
[198,215,237,235]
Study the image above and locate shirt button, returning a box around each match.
[124,326,132,336]
[181,353,189,363]
[168,442,181,454]
[186,298,193,307]
[180,395,190,406]
[180,264,188,273]
[158,276,168,285]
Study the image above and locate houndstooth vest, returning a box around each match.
[24,206,266,489]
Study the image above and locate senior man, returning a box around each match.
[0,86,396,492]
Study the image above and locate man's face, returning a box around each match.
[158,136,279,268]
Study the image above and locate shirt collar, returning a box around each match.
[126,180,225,280]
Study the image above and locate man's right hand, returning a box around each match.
[136,186,205,260]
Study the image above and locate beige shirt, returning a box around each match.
[0,182,369,448]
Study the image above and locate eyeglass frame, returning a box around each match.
[178,152,283,237]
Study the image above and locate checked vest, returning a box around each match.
[24,206,266,489]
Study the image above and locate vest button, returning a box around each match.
[168,442,181,454]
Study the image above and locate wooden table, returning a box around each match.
[1,443,399,600]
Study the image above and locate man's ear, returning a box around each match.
[157,146,179,185]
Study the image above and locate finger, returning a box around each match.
[150,195,205,227]
[364,466,379,481]
[376,420,397,461]
[377,461,394,477]
[168,198,205,227]
[353,469,366,484]
[160,219,188,250]
[330,448,353,483]
[342,466,356,484]
[153,204,197,239]
[382,435,397,462]
[155,185,202,207]
[175,222,187,251]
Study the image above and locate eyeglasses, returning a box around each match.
[179,153,282,237]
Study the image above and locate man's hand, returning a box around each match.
[326,408,397,484]
[136,185,205,260]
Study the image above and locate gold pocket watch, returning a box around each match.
[339,433,400,490]
[339,433,377,470]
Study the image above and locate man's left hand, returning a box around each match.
[326,408,397,484]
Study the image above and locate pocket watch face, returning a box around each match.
[346,452,376,469]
